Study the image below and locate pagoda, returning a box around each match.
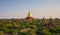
[25,10,35,20]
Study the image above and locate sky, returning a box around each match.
[0,0,60,19]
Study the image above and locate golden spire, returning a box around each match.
[28,10,32,17]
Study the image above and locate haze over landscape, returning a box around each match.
[0,0,60,19]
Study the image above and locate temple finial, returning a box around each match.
[28,10,32,17]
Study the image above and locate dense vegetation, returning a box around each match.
[0,18,60,35]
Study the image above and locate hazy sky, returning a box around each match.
[0,0,60,19]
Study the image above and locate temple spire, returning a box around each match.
[25,10,35,20]
[28,10,32,17]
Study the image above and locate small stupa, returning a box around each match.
[42,17,46,23]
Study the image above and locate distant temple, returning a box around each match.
[43,17,57,28]
[25,10,35,20]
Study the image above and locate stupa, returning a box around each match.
[25,10,35,20]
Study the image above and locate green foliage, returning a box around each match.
[0,19,60,35]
